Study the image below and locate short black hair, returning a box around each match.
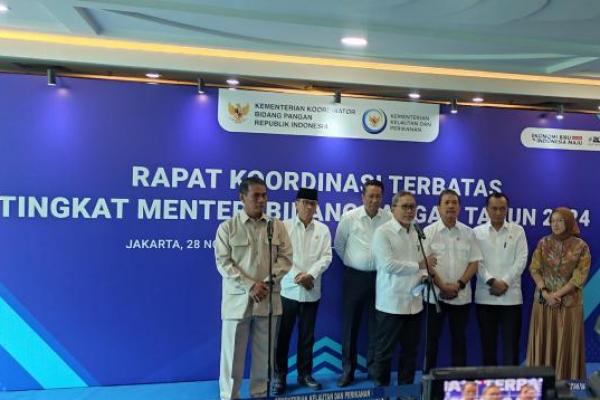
[362,179,384,195]
[238,176,267,195]
[486,191,510,207]
[438,189,460,205]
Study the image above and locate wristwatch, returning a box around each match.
[457,279,466,290]
[486,278,495,286]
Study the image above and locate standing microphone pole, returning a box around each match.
[413,222,440,379]
[266,218,274,400]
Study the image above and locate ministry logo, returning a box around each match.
[228,103,250,123]
[362,109,387,134]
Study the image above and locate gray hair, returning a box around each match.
[391,191,415,207]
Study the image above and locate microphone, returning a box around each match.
[266,218,274,241]
[413,222,426,240]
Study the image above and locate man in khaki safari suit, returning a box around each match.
[214,176,293,399]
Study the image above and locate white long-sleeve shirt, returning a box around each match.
[423,219,482,306]
[281,217,332,302]
[473,221,528,305]
[334,206,392,271]
[373,219,427,315]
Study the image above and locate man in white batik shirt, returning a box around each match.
[423,189,482,371]
[474,192,528,366]
[273,188,332,394]
[370,191,436,386]
[334,180,392,387]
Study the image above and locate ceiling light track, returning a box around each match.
[2,68,597,115]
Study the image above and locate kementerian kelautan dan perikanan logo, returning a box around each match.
[362,109,387,134]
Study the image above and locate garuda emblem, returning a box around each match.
[228,103,250,123]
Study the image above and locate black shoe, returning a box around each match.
[298,375,322,390]
[272,377,286,395]
[337,373,354,387]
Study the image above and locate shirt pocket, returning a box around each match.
[231,234,250,261]
[350,224,370,245]
[503,236,517,256]
[457,242,471,263]
[307,234,323,264]
[429,242,446,256]
[263,235,282,264]
[263,235,281,247]
[225,285,247,295]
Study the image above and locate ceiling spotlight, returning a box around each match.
[226,78,239,86]
[334,90,341,104]
[341,37,368,47]
[450,99,458,114]
[47,68,57,86]
[145,72,161,79]
[408,92,421,100]
[0,3,10,13]
[197,78,206,94]
[556,104,564,120]
[472,96,484,103]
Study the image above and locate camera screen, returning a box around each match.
[442,378,543,400]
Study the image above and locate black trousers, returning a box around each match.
[476,304,521,366]
[275,297,319,379]
[371,310,422,385]
[425,302,470,372]
[341,267,377,376]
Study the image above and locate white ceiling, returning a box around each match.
[2,0,600,76]
[0,0,599,107]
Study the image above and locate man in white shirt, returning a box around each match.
[370,192,436,386]
[273,188,332,394]
[334,180,392,387]
[424,189,482,371]
[473,192,528,366]
[214,176,293,400]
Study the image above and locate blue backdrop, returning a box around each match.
[0,73,599,391]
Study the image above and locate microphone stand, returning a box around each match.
[266,219,274,400]
[415,227,440,379]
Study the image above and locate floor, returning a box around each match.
[1,366,598,400]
